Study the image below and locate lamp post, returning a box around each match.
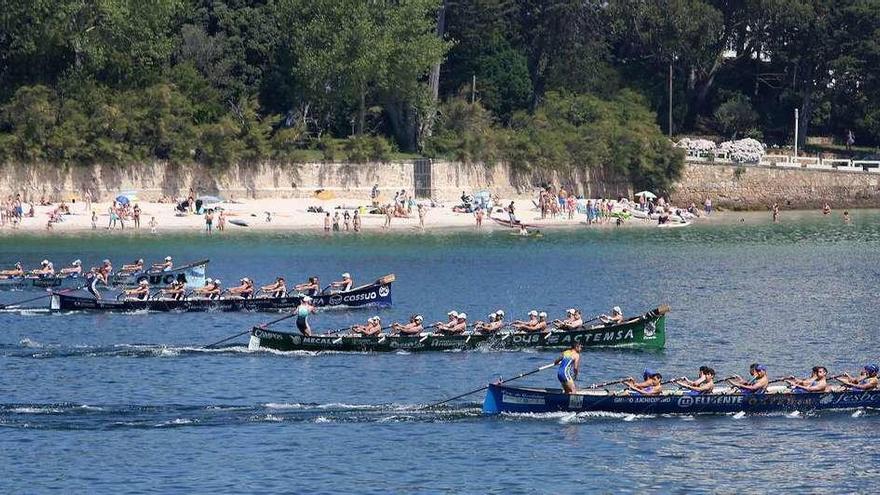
[794,108,799,157]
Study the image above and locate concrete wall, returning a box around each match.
[0,160,632,202]
[673,161,880,209]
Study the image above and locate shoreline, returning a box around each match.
[0,197,861,236]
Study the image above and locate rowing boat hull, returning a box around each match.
[490,216,536,229]
[0,259,209,291]
[49,281,392,312]
[110,259,209,289]
[483,384,880,415]
[248,307,666,352]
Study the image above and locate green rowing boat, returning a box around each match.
[248,306,668,353]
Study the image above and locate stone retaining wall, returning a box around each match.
[673,161,880,209]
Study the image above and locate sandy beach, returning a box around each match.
[0,196,689,234]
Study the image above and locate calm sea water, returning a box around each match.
[1,211,878,493]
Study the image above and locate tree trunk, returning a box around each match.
[357,85,366,136]
[428,0,447,103]
[798,84,813,150]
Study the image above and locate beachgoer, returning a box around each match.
[384,205,393,228]
[843,210,851,224]
[507,201,517,224]
[555,342,582,393]
[371,184,380,207]
[205,209,214,234]
[704,197,712,215]
[343,210,351,231]
[324,212,331,232]
[822,203,831,215]
[474,207,484,228]
[91,211,98,230]
[132,204,141,229]
[149,216,157,233]
[418,204,426,229]
[217,210,226,231]
[772,203,779,223]
[332,211,340,231]
[353,210,361,232]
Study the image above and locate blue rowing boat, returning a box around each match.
[483,383,880,415]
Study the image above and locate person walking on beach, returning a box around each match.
[417,203,426,229]
[91,211,98,230]
[704,196,712,215]
[107,204,117,229]
[507,201,517,224]
[353,210,361,232]
[217,210,226,231]
[324,212,331,232]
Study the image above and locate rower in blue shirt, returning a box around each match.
[625,369,663,396]
[785,366,829,393]
[555,342,582,394]
[837,364,879,391]
[676,366,716,395]
[728,363,769,394]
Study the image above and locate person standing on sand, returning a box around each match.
[343,210,351,231]
[475,206,484,227]
[149,216,158,233]
[107,204,117,230]
[353,210,361,232]
[567,195,576,220]
[384,204,393,229]
[507,201,517,224]
[772,203,779,223]
[418,203,426,229]
[371,184,379,207]
[217,210,226,231]
[332,211,340,231]
[205,209,213,234]
[704,196,712,215]
[91,211,97,230]
[132,204,141,229]
[324,212,331,232]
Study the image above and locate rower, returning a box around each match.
[837,364,879,391]
[555,342,582,394]
[261,277,287,298]
[161,280,186,301]
[60,259,82,275]
[439,313,468,334]
[31,259,55,277]
[330,273,353,293]
[193,278,222,299]
[728,363,769,394]
[599,306,624,325]
[0,262,24,278]
[123,280,150,301]
[295,296,315,336]
[352,316,383,337]
[121,259,145,273]
[553,309,583,330]
[86,265,110,300]
[228,278,255,299]
[676,366,716,395]
[474,311,506,334]
[625,369,663,396]
[153,256,173,271]
[391,315,424,335]
[512,310,548,333]
[786,366,830,393]
[294,276,320,297]
[432,311,459,332]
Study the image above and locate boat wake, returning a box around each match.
[0,401,481,430]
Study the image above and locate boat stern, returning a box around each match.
[49,292,61,311]
[482,383,504,414]
[248,329,261,350]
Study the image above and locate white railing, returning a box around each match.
[685,154,880,172]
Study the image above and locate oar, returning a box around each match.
[589,378,630,389]
[202,311,298,349]
[421,362,556,410]
[0,287,80,309]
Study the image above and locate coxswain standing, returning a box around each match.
[391,315,424,335]
[599,306,624,325]
[60,259,82,276]
[553,309,583,330]
[625,369,663,396]
[227,278,254,299]
[786,366,830,393]
[728,363,769,394]
[352,316,383,336]
[676,366,716,395]
[86,264,110,300]
[330,273,353,293]
[294,276,320,297]
[261,277,287,298]
[123,280,150,301]
[836,364,879,391]
[295,296,315,336]
[555,342,582,394]
[193,278,222,299]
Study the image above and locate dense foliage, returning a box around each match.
[1,1,877,190]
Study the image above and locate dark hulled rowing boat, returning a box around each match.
[49,276,393,312]
[247,306,667,352]
[0,259,209,291]
[490,216,536,229]
[483,383,880,415]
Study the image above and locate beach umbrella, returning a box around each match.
[115,195,131,206]
[635,191,657,199]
